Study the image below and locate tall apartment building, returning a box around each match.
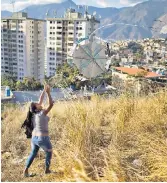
[1,12,45,81]
[46,9,100,77]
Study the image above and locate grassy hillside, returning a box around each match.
[1,91,167,182]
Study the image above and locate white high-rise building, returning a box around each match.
[46,9,100,77]
[1,12,45,81]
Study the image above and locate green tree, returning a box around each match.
[128,42,144,54]
[135,70,148,77]
[54,63,80,89]
[15,77,42,91]
[135,52,142,64]
[15,81,26,91]
[1,75,16,90]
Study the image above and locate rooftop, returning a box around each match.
[47,8,100,23]
[114,67,161,78]
[2,12,45,21]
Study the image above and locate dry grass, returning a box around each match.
[1,91,167,182]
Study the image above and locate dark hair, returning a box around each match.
[21,103,38,138]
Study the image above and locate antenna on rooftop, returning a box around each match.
[78,5,82,11]
[10,0,15,13]
[53,10,57,18]
[45,9,49,19]
[93,11,96,16]
[78,5,83,9]
[85,5,88,15]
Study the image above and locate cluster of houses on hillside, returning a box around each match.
[103,39,167,94]
[109,38,167,66]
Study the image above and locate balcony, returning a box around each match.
[68,34,74,38]
[57,34,62,37]
[68,38,74,42]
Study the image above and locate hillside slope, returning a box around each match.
[2,92,167,182]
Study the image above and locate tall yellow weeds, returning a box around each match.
[1,91,167,182]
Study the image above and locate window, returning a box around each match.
[57,32,62,35]
[57,48,62,51]
[49,37,55,40]
[57,53,61,56]
[49,62,55,65]
[76,27,82,30]
[68,27,73,30]
[50,21,52,24]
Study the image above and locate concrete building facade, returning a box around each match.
[46,9,100,77]
[1,12,45,81]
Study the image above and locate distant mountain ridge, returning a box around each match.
[1,0,167,40]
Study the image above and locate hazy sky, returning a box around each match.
[1,0,149,11]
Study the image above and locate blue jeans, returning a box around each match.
[26,136,52,169]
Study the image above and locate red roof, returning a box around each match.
[114,67,161,78]
[145,72,161,78]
